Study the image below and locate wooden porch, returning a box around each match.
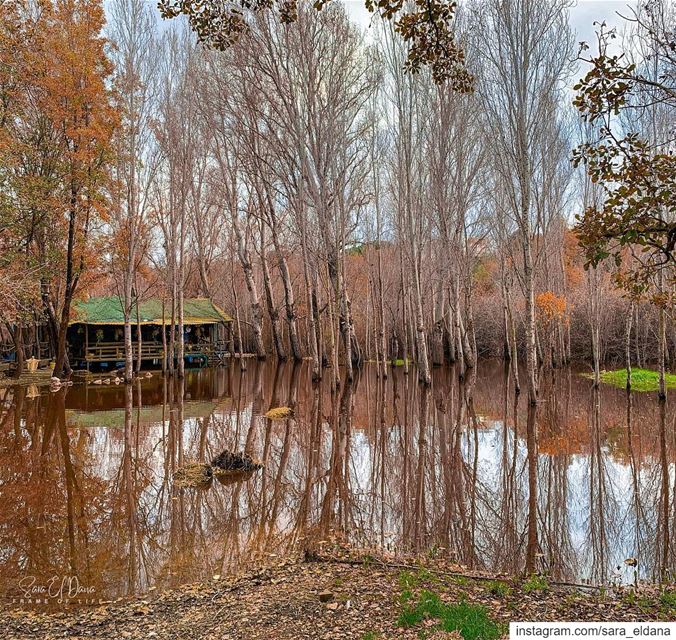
[81,340,231,365]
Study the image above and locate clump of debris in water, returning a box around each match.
[173,451,263,488]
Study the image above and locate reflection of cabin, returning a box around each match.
[67,297,233,370]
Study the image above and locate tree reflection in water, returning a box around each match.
[0,360,673,601]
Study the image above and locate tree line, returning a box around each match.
[1,0,674,399]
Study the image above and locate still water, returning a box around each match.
[0,361,674,602]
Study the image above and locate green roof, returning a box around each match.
[70,296,232,326]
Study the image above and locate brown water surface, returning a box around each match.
[0,361,674,605]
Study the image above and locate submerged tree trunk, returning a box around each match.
[625,300,634,391]
[589,267,601,387]
[413,264,431,386]
[304,251,321,381]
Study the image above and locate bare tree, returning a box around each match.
[475,0,574,406]
[108,0,159,381]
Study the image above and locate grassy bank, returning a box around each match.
[583,368,676,392]
[2,554,675,640]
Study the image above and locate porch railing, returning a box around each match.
[81,341,228,363]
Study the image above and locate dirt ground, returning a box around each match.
[2,554,674,640]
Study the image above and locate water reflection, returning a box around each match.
[0,361,674,602]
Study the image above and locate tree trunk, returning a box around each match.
[260,231,285,360]
[161,297,167,374]
[501,277,511,361]
[453,275,465,380]
[10,324,25,379]
[432,283,445,367]
[177,283,185,379]
[232,215,266,359]
[523,239,538,406]
[123,274,134,382]
[274,245,302,361]
[657,271,667,401]
[53,192,86,379]
[124,319,133,383]
[135,294,143,374]
[300,221,320,381]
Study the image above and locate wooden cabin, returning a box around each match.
[67,297,233,370]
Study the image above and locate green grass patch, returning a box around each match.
[398,590,504,640]
[398,568,435,591]
[584,368,676,392]
[399,571,420,590]
[386,358,410,366]
[486,580,512,597]
[361,633,382,640]
[522,575,549,593]
[362,554,374,567]
[660,590,676,609]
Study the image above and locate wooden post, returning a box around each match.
[85,324,89,372]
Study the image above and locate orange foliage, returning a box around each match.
[535,291,568,325]
[563,229,584,288]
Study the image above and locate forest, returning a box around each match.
[0,0,674,403]
[1,2,676,629]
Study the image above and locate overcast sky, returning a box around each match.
[342,0,634,52]
[110,0,638,85]
[339,0,636,92]
[113,0,636,57]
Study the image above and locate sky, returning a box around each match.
[339,0,637,93]
[342,0,634,50]
[107,0,636,60]
[103,0,639,94]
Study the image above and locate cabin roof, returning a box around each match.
[70,296,233,326]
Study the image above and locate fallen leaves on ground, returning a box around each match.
[1,552,673,640]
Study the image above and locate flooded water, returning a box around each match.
[1,361,674,604]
